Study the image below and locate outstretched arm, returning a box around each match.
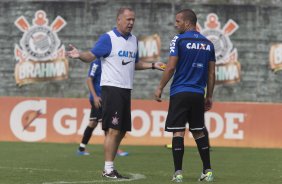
[154,56,178,102]
[66,44,96,63]
[135,61,166,71]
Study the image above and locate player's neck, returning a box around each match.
[117,27,129,36]
[186,26,196,32]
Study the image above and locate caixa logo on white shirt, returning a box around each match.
[118,50,137,58]
[170,36,179,53]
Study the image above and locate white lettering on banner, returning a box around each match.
[77,109,90,135]
[53,108,77,135]
[216,64,239,81]
[9,101,245,142]
[77,109,104,136]
[130,110,151,137]
[150,111,171,137]
[224,113,244,139]
[205,112,224,138]
[205,112,244,139]
[139,40,158,57]
[93,123,104,136]
[10,100,47,141]
[19,61,66,80]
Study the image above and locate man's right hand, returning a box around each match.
[154,87,163,102]
[66,44,80,59]
[94,96,102,109]
[204,97,213,111]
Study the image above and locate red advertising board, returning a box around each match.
[1,97,281,148]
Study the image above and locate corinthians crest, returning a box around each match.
[14,10,68,86]
[197,13,240,84]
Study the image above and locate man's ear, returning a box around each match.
[117,16,122,23]
[185,21,190,29]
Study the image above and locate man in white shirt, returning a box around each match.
[67,7,164,179]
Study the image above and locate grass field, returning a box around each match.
[0,142,281,184]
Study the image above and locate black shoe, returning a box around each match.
[102,170,129,179]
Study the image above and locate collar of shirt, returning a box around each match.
[183,30,199,34]
[113,27,132,40]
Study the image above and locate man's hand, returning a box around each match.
[66,44,80,59]
[94,96,102,109]
[154,87,163,102]
[154,62,167,71]
[205,97,213,111]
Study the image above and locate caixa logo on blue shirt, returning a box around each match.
[118,50,136,58]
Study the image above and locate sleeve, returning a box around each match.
[135,40,139,63]
[135,42,139,63]
[209,43,216,62]
[169,35,180,57]
[88,61,97,78]
[91,33,112,58]
[135,51,139,63]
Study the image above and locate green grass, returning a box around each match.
[0,142,281,184]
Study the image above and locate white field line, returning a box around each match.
[0,166,90,173]
[0,167,146,183]
[42,173,146,184]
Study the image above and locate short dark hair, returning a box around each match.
[177,9,197,25]
[116,7,134,19]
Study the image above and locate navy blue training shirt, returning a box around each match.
[169,30,216,96]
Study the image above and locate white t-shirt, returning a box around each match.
[100,31,137,89]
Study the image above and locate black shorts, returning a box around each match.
[165,92,205,132]
[89,101,102,122]
[101,86,131,131]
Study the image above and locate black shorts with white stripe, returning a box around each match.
[165,92,205,132]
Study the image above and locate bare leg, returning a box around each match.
[102,128,129,179]
[104,128,126,162]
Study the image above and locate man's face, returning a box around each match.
[175,13,187,34]
[117,10,135,35]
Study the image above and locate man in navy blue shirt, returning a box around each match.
[77,59,102,156]
[155,9,215,182]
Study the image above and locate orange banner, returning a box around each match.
[0,97,281,148]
